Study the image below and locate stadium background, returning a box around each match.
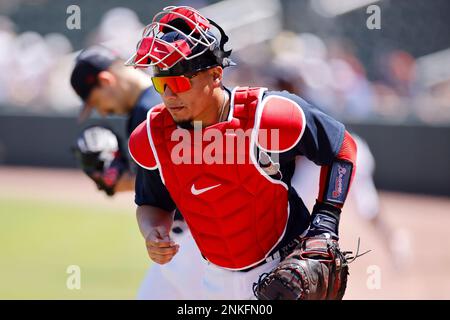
[0,0,449,299]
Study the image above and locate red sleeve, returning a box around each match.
[317,130,357,208]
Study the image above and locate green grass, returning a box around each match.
[0,197,150,299]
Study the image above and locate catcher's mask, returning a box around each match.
[125,6,235,78]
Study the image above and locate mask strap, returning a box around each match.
[208,18,233,60]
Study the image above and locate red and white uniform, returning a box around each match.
[130,86,357,298]
[130,87,304,270]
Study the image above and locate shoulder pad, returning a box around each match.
[257,95,305,152]
[128,119,157,170]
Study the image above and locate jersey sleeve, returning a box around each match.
[317,130,357,207]
[129,118,176,212]
[134,166,176,211]
[261,91,357,241]
[263,91,345,164]
[263,91,358,211]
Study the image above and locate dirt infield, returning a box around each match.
[341,191,450,299]
[1,166,449,299]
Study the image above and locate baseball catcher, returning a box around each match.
[127,5,366,300]
[73,125,128,196]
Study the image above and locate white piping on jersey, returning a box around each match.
[146,109,166,185]
[256,95,306,154]
[128,145,158,171]
[250,89,289,190]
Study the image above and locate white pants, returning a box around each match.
[201,258,281,300]
[136,229,205,300]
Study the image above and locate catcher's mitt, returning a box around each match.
[72,125,128,196]
[253,236,361,300]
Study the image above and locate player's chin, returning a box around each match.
[152,257,173,265]
[173,117,195,129]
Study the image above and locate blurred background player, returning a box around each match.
[70,45,205,299]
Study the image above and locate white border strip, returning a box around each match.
[146,109,166,185]
[250,91,288,190]
[128,121,158,171]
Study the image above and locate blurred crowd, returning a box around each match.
[0,14,75,113]
[0,6,449,124]
[0,8,146,114]
[226,31,450,124]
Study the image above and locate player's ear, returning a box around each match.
[210,66,223,88]
[97,70,116,87]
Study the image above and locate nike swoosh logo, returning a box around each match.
[153,47,167,54]
[191,183,221,195]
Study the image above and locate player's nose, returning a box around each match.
[163,85,177,99]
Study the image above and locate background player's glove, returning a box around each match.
[72,125,128,196]
[253,236,351,300]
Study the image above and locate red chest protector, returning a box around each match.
[129,87,305,270]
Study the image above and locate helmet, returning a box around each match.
[125,6,235,76]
